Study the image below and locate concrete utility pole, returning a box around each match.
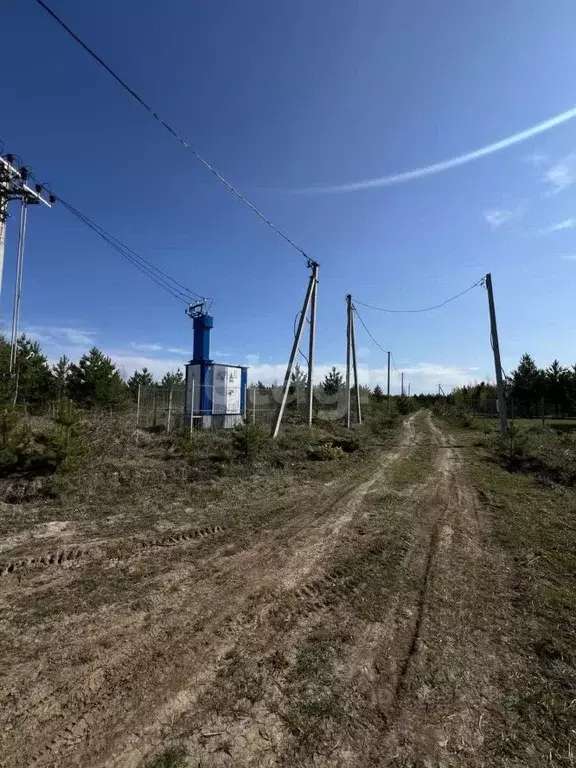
[387,351,391,414]
[350,302,362,425]
[401,372,404,397]
[346,294,352,429]
[273,263,318,439]
[408,382,411,397]
[485,273,508,436]
[306,262,319,427]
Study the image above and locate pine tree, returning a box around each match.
[322,366,344,395]
[68,348,128,409]
[0,335,55,409]
[372,384,385,401]
[510,353,544,417]
[545,359,569,417]
[290,362,307,388]
[53,355,71,400]
[290,362,307,405]
[161,369,184,389]
[127,367,154,400]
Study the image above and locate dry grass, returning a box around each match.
[10,411,570,766]
[450,423,576,766]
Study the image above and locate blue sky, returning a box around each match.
[2,0,576,392]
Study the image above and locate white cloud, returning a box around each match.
[539,217,576,234]
[24,326,96,347]
[543,153,576,194]
[357,346,371,360]
[213,350,231,357]
[129,342,190,356]
[523,153,549,168]
[483,208,520,230]
[295,105,576,194]
[108,353,187,380]
[130,342,164,352]
[25,330,54,345]
[246,361,480,394]
[245,353,260,365]
[560,254,576,261]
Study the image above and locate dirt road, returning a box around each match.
[0,413,524,766]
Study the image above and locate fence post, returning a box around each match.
[153,389,157,428]
[167,387,173,433]
[190,380,195,434]
[136,383,141,427]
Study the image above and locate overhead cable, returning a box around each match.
[33,0,314,266]
[59,197,205,302]
[354,277,484,313]
[20,160,207,303]
[352,304,389,356]
[60,199,200,304]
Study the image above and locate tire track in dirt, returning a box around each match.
[0,524,225,579]
[278,413,419,590]
[362,413,511,766]
[91,416,425,768]
[151,411,510,768]
[106,415,429,768]
[2,419,421,768]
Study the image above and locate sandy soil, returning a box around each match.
[0,413,523,767]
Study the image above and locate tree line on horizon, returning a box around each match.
[448,353,576,418]
[0,335,184,410]
[1,336,574,418]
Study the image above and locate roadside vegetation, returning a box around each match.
[436,408,576,765]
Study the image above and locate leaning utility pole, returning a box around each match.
[485,272,508,436]
[306,262,319,426]
[272,261,319,439]
[345,294,352,428]
[387,350,391,413]
[350,302,362,425]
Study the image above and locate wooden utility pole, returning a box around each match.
[485,273,508,436]
[346,294,352,428]
[401,372,404,397]
[387,351,391,414]
[306,262,319,426]
[273,264,317,439]
[350,303,362,425]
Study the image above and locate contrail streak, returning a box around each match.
[300,106,576,193]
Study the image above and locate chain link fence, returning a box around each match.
[134,384,354,432]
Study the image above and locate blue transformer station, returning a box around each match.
[184,302,248,429]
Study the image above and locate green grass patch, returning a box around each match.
[139,745,187,768]
[454,426,576,765]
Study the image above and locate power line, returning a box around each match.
[20,162,207,304]
[353,277,484,313]
[32,0,314,267]
[59,197,205,303]
[60,200,199,304]
[352,304,389,356]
